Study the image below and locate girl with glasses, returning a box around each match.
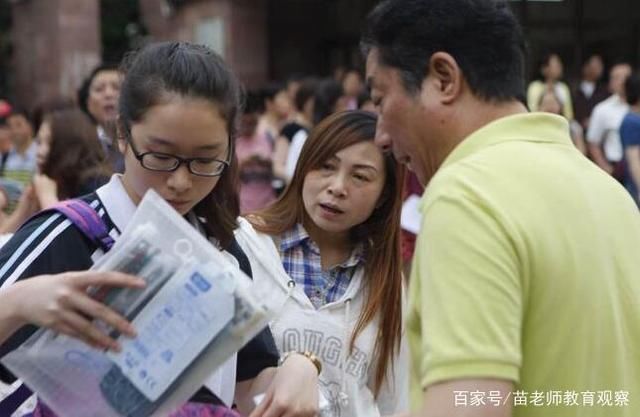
[0,42,318,417]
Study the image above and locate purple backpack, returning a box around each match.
[0,199,242,417]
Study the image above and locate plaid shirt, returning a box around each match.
[279,223,364,309]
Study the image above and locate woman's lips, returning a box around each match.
[319,203,344,216]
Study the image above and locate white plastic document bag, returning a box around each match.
[1,190,278,417]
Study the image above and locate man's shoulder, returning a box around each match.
[592,94,620,113]
[590,95,609,112]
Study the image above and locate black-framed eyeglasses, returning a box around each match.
[125,129,231,177]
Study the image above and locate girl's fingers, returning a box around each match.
[53,322,82,340]
[68,271,146,289]
[58,310,120,351]
[70,293,136,338]
[249,391,273,417]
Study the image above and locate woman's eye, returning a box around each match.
[354,174,369,182]
[321,162,336,171]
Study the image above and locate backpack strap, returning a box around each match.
[0,383,33,416]
[226,237,253,278]
[0,199,114,415]
[45,199,114,252]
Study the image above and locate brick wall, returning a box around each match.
[11,0,100,112]
[139,0,268,89]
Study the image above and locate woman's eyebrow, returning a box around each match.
[333,154,379,172]
[353,163,378,172]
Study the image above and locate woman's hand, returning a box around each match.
[249,353,320,417]
[1,271,145,350]
[32,173,59,209]
[0,185,40,234]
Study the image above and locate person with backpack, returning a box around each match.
[0,41,319,417]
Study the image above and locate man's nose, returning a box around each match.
[374,127,392,153]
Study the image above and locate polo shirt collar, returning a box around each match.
[440,112,571,171]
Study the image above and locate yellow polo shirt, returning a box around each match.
[407,112,640,416]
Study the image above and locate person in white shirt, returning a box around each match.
[586,63,632,178]
[0,41,319,417]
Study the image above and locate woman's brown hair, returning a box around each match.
[41,108,112,199]
[251,110,405,395]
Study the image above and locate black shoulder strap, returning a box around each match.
[226,237,253,279]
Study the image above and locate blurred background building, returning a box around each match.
[1,0,639,111]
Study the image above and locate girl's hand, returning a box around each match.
[32,174,59,209]
[6,271,145,350]
[15,185,40,217]
[249,354,319,417]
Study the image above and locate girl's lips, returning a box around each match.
[167,200,191,211]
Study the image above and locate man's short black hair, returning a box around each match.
[625,73,640,106]
[361,0,527,103]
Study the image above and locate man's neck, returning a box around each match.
[451,99,528,147]
[422,99,528,184]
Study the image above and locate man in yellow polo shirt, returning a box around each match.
[362,1,640,417]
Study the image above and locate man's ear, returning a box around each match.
[115,116,127,154]
[427,52,464,105]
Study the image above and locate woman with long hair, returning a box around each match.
[243,110,409,416]
[33,107,112,208]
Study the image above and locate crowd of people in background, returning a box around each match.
[527,53,640,205]
[0,50,638,264]
[0,50,639,267]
